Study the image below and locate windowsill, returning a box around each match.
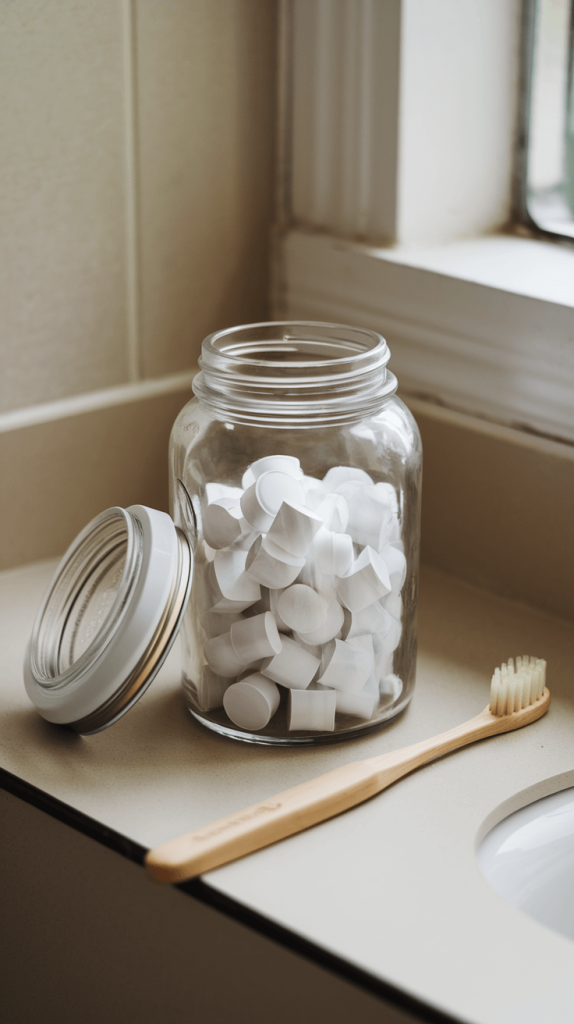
[279,227,574,445]
[343,231,574,310]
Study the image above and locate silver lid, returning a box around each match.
[24,505,192,734]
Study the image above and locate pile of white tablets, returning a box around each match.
[197,456,405,732]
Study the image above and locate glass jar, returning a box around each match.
[169,321,421,745]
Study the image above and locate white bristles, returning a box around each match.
[489,656,546,716]
[491,667,504,717]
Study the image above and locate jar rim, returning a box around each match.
[200,320,389,375]
[194,321,396,426]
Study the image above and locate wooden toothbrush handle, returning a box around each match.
[145,713,489,883]
[145,759,382,882]
[145,693,550,883]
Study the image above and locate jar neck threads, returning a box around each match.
[193,321,396,426]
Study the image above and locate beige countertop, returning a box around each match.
[1,559,573,1024]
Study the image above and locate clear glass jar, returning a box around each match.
[169,322,422,745]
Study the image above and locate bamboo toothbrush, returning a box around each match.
[146,657,549,883]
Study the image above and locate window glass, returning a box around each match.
[523,0,574,238]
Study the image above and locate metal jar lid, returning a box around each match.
[24,505,192,735]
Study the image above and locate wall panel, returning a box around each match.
[136,0,277,376]
[0,1,129,412]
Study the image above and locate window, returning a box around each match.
[520,0,574,239]
[275,0,574,445]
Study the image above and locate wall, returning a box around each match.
[0,0,277,567]
[410,399,574,626]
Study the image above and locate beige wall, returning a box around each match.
[409,400,574,626]
[0,0,277,413]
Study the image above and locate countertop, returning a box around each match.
[1,560,573,1024]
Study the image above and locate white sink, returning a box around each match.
[478,786,574,942]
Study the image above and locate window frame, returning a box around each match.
[274,0,574,446]
[516,0,574,243]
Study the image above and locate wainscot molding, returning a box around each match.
[279,229,574,446]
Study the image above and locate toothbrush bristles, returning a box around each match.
[489,656,546,716]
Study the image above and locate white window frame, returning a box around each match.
[274,0,574,445]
